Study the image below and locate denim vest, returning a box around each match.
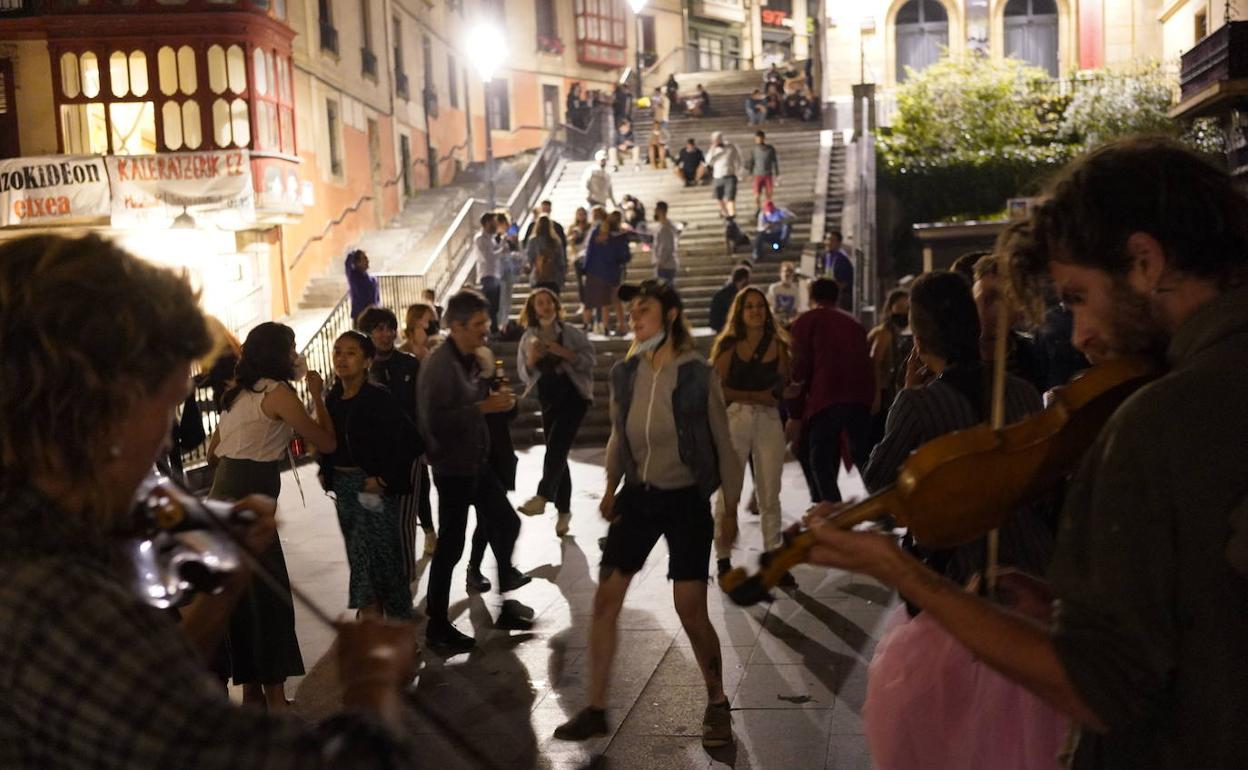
[610,355,721,498]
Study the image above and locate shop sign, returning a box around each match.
[761,9,788,27]
[0,155,110,227]
[107,150,256,229]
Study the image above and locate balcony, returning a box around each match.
[319,22,338,55]
[1173,21,1248,122]
[361,47,378,77]
[395,71,409,100]
[690,0,746,26]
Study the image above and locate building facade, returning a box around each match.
[819,0,1168,105]
[0,0,684,332]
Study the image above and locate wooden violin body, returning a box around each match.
[721,356,1159,605]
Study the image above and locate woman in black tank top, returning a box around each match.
[708,287,793,584]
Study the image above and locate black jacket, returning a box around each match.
[417,341,491,476]
[321,382,419,495]
[369,350,423,455]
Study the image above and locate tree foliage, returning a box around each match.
[876,54,1224,276]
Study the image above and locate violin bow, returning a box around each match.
[986,257,1014,597]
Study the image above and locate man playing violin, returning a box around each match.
[0,234,420,768]
[809,138,1248,769]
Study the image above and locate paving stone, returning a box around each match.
[273,441,878,767]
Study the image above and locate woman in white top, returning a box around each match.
[207,322,336,711]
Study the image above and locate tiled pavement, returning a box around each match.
[269,446,893,769]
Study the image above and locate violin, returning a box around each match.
[720,355,1160,606]
[127,472,248,609]
[127,471,337,628]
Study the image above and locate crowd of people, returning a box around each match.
[2,94,1245,770]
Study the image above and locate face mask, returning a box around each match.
[890,314,909,329]
[292,353,308,380]
[634,327,667,356]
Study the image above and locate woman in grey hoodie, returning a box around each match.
[554,278,743,749]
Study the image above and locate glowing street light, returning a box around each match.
[467,20,508,208]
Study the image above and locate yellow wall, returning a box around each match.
[5,40,58,156]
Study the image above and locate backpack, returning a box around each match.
[724,218,751,250]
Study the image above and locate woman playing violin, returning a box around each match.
[807,139,1248,770]
[0,234,418,768]
[856,270,1065,770]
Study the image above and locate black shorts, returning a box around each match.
[713,175,738,201]
[601,484,713,581]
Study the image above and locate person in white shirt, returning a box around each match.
[472,212,505,333]
[766,260,807,329]
[651,201,680,284]
[705,131,741,219]
[581,150,617,210]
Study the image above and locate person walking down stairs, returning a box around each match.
[515,288,596,537]
[706,131,742,220]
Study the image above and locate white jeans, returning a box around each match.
[714,402,786,560]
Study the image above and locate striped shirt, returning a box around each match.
[864,370,1054,585]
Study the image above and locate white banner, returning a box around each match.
[107,150,256,229]
[0,155,111,227]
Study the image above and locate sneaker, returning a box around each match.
[701,700,733,748]
[466,566,491,593]
[499,567,532,593]
[422,528,437,556]
[555,511,572,537]
[426,621,475,653]
[518,494,548,517]
[496,602,535,630]
[554,707,608,741]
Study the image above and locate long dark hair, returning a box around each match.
[909,271,980,366]
[221,322,297,411]
[710,286,788,362]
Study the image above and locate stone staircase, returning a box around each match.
[498,70,833,446]
[283,153,536,346]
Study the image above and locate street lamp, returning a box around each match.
[628,0,647,100]
[468,20,507,209]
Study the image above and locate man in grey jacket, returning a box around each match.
[417,289,533,652]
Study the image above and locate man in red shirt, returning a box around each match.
[785,278,875,503]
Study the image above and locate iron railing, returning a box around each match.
[180,138,563,470]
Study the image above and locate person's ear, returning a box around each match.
[1124,232,1167,293]
[666,307,678,325]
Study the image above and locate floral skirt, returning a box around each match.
[332,470,415,619]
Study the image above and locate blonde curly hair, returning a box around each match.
[0,234,213,498]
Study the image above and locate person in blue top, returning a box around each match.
[346,248,380,325]
[753,201,794,261]
[582,211,632,335]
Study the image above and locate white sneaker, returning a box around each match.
[555,511,572,537]
[518,494,548,517]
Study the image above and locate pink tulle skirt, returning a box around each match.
[864,606,1070,770]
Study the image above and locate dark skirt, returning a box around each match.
[584,274,617,309]
[209,457,305,684]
